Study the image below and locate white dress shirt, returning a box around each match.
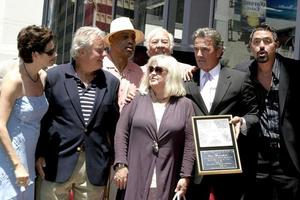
[200,64,221,111]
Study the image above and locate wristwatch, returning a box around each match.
[114,163,127,171]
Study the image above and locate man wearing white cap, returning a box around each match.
[103,17,144,111]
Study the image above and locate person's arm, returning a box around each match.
[181,99,196,176]
[175,99,196,197]
[181,64,197,81]
[237,73,259,137]
[113,95,139,189]
[106,78,120,153]
[124,83,137,105]
[35,73,52,179]
[0,73,29,187]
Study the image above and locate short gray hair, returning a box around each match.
[139,54,186,97]
[145,28,174,51]
[192,27,224,50]
[70,26,105,59]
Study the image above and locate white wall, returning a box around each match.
[0,0,44,62]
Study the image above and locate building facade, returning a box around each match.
[0,0,44,62]
[42,0,300,67]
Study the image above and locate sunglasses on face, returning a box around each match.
[148,66,166,74]
[43,47,56,56]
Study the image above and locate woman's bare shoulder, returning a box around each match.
[0,70,22,97]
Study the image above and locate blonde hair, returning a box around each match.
[70,26,105,59]
[139,54,186,97]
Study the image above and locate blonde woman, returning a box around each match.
[114,54,195,200]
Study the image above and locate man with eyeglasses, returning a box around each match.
[235,23,300,200]
[185,27,259,200]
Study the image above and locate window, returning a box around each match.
[214,0,297,67]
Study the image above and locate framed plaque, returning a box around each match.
[192,115,242,175]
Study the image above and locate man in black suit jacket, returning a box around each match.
[185,27,259,200]
[235,23,300,200]
[35,26,119,199]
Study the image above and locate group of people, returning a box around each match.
[0,15,299,200]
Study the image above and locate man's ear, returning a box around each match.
[79,48,85,56]
[274,40,280,49]
[217,48,224,59]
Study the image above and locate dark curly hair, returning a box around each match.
[17,25,54,63]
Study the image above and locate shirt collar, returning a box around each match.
[200,63,221,79]
[272,58,280,86]
[66,60,102,83]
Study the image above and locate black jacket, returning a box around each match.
[36,63,120,186]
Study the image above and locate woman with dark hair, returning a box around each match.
[0,25,56,199]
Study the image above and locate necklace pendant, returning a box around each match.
[152,141,159,154]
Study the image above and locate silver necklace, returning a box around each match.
[23,63,38,83]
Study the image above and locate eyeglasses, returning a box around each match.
[42,47,56,56]
[148,66,166,74]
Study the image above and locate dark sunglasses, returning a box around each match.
[43,47,56,56]
[148,66,166,74]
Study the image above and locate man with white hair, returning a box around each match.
[35,26,119,200]
[142,27,194,77]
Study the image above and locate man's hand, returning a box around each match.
[36,157,46,179]
[124,89,136,104]
[182,68,193,81]
[230,116,243,139]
